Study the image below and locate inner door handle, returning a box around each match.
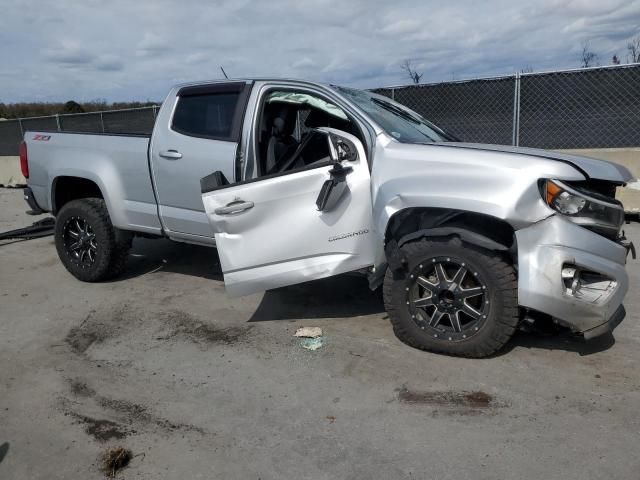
[214,201,254,215]
[159,150,183,160]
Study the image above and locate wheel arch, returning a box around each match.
[383,207,516,272]
[51,175,105,215]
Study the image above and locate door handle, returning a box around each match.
[214,201,254,215]
[159,150,183,160]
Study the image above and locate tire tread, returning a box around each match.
[54,198,131,282]
[383,237,519,358]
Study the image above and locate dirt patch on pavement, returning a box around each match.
[64,306,251,355]
[65,305,137,355]
[62,378,204,439]
[398,387,497,411]
[159,310,252,346]
[66,412,130,442]
[97,396,204,434]
[68,379,97,398]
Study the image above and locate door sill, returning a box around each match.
[165,229,217,247]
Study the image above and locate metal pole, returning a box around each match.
[515,74,521,147]
[511,73,520,146]
[17,118,24,137]
[391,88,395,101]
[152,105,158,118]
[100,112,105,133]
[295,110,301,140]
[55,114,61,132]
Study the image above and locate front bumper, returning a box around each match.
[516,215,629,338]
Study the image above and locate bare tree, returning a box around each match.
[581,41,598,68]
[612,54,621,65]
[400,60,424,84]
[521,65,534,73]
[628,36,640,63]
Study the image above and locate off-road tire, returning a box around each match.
[383,237,518,358]
[55,198,132,282]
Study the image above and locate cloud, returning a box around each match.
[43,43,93,65]
[136,32,169,57]
[291,57,317,69]
[95,54,124,71]
[42,43,124,72]
[185,52,208,65]
[2,0,639,102]
[380,19,421,36]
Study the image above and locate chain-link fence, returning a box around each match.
[518,66,640,148]
[372,63,640,149]
[0,106,158,155]
[2,65,639,155]
[375,76,517,145]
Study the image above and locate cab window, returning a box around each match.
[172,93,239,139]
[255,90,362,176]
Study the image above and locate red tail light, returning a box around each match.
[20,141,28,178]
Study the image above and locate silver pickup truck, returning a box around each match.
[21,79,634,357]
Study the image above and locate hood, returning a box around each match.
[434,142,634,184]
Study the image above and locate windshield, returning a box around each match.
[332,86,456,143]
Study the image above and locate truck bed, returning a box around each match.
[25,131,162,235]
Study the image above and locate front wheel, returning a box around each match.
[55,198,131,282]
[383,237,519,358]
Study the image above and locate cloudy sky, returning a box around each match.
[1,0,639,102]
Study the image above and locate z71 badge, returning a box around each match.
[33,134,51,141]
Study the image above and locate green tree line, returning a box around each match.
[0,100,158,119]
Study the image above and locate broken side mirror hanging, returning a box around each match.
[200,170,230,193]
[316,162,353,212]
[316,130,358,212]
[328,133,358,163]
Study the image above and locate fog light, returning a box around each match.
[561,267,577,280]
[561,264,616,303]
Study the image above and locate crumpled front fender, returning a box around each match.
[516,215,628,335]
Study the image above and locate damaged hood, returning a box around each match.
[433,142,634,183]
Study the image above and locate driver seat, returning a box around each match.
[265,110,298,174]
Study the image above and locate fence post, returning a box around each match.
[100,112,105,133]
[55,114,61,132]
[17,118,24,137]
[516,74,521,146]
[511,73,521,146]
[152,105,158,117]
[391,88,395,101]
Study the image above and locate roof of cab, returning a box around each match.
[173,77,332,89]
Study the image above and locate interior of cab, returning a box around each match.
[256,90,362,177]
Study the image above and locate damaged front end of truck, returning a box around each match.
[373,137,635,344]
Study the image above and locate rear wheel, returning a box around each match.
[55,198,131,282]
[383,237,519,357]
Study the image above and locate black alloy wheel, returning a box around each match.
[407,257,489,341]
[62,216,98,268]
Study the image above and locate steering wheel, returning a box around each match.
[272,131,318,174]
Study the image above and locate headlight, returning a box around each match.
[542,179,624,237]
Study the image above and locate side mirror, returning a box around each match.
[314,128,361,212]
[316,162,353,212]
[200,170,230,193]
[328,133,358,163]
